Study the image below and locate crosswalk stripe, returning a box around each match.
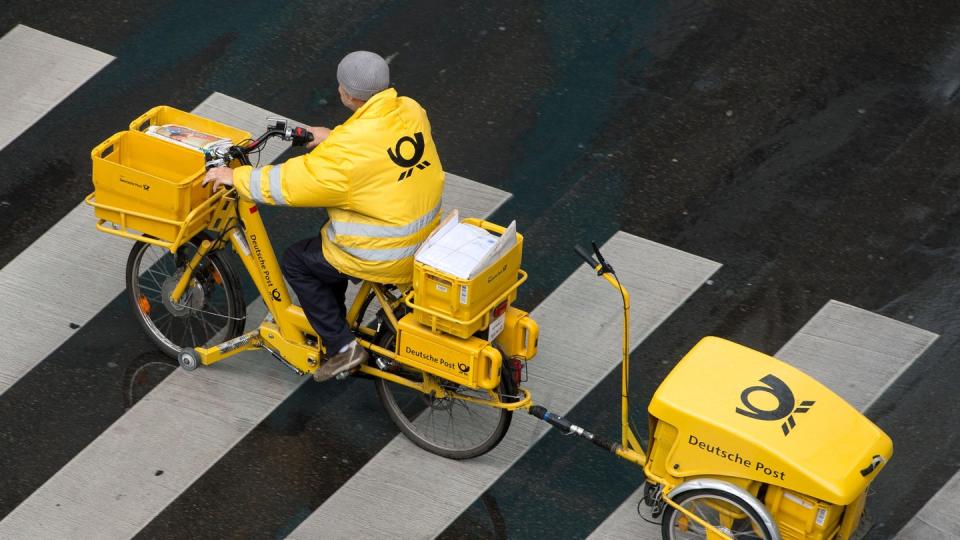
[288,232,721,538]
[0,25,113,152]
[0,27,117,396]
[0,91,510,537]
[0,94,272,397]
[895,472,960,537]
[0,203,131,394]
[589,300,938,539]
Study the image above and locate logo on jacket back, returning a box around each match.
[388,132,432,182]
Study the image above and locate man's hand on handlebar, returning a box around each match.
[203,167,234,192]
[304,126,330,150]
[200,122,329,191]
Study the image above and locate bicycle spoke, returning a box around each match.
[138,284,163,295]
[207,301,226,317]
[144,269,165,292]
[693,502,709,521]
[199,312,219,339]
[187,316,198,346]
[144,262,168,280]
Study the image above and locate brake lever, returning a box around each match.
[266,115,288,132]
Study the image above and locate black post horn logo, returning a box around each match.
[735,374,815,436]
[388,132,431,181]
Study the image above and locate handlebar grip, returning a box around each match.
[291,127,314,147]
[574,245,600,270]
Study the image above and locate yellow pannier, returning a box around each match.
[396,313,503,390]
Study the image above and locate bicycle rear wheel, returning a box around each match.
[374,333,516,459]
[376,372,513,459]
[126,235,246,358]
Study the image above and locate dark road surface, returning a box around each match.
[2,1,960,538]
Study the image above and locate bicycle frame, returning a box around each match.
[167,190,531,411]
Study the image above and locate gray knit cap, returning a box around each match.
[337,51,390,101]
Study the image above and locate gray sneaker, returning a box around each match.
[313,340,369,382]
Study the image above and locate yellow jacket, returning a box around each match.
[234,88,444,283]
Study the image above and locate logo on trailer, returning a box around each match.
[388,132,431,181]
[735,374,815,436]
[457,362,470,375]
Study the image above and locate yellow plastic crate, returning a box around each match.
[129,105,251,144]
[90,130,210,245]
[88,106,254,250]
[407,219,525,338]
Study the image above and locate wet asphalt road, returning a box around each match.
[2,1,960,538]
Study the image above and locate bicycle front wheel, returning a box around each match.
[376,371,513,459]
[126,235,246,358]
[661,488,774,540]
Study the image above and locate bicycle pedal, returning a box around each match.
[334,367,357,381]
[375,356,399,372]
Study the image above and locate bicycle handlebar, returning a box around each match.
[575,245,600,269]
[574,243,615,276]
[203,119,313,171]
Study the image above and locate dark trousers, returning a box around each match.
[281,236,355,354]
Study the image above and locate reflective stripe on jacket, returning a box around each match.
[233,88,445,283]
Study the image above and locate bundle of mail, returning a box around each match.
[144,124,233,155]
[415,209,517,279]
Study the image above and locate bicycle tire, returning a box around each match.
[374,332,513,459]
[126,234,246,359]
[661,488,774,540]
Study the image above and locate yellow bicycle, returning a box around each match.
[529,243,892,540]
[87,106,538,459]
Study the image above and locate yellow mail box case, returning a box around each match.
[89,106,253,249]
[91,130,208,243]
[409,219,525,339]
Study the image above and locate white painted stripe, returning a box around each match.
[0,26,119,395]
[589,300,938,540]
[896,472,960,538]
[0,90,509,537]
[0,203,132,393]
[0,93,266,396]
[289,233,721,539]
[0,25,113,151]
[776,301,937,410]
